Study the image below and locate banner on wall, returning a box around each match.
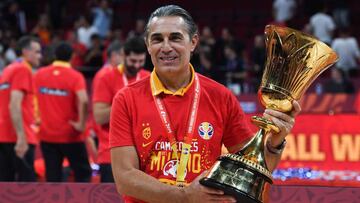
[244,114,360,171]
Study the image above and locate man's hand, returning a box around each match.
[14,137,29,158]
[69,120,85,132]
[183,171,236,203]
[263,100,301,146]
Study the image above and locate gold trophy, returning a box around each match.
[200,25,338,203]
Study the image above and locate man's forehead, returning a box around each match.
[148,16,187,34]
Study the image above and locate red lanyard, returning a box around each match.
[153,73,201,186]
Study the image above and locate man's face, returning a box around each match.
[124,52,146,77]
[23,41,42,67]
[146,16,198,75]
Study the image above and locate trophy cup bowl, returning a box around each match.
[200,25,338,203]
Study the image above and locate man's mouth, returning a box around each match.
[159,56,177,62]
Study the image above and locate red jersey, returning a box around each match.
[0,60,37,144]
[109,65,253,191]
[34,61,87,143]
[93,64,150,163]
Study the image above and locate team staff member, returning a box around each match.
[34,42,91,182]
[0,36,42,182]
[93,37,149,182]
[90,40,123,182]
[109,5,301,203]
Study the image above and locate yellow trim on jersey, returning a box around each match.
[150,64,195,96]
[52,60,71,68]
[117,64,124,74]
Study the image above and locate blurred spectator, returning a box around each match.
[4,37,17,64]
[222,44,247,94]
[34,41,92,182]
[66,31,87,69]
[331,28,360,77]
[77,15,99,48]
[330,0,350,29]
[2,1,27,36]
[127,19,145,39]
[84,34,104,68]
[251,35,266,91]
[215,27,246,67]
[324,68,355,93]
[92,0,113,39]
[308,5,336,45]
[199,26,216,59]
[272,0,296,24]
[197,51,214,79]
[31,14,52,46]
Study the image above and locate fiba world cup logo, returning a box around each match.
[198,122,214,140]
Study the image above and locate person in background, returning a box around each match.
[93,36,149,182]
[34,41,91,182]
[0,36,42,182]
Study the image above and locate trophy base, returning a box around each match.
[200,177,260,203]
[199,155,272,203]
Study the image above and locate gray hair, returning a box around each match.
[144,5,198,41]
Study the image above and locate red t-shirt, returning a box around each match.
[0,61,37,144]
[93,65,150,163]
[34,61,86,143]
[109,73,253,201]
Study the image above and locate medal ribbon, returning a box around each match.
[153,74,201,186]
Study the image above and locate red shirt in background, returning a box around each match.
[34,61,86,143]
[0,60,37,144]
[93,64,150,164]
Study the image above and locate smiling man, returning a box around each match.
[109,5,301,203]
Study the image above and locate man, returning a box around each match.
[0,36,41,181]
[93,37,149,182]
[109,5,301,203]
[34,42,91,182]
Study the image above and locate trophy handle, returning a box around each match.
[251,116,280,133]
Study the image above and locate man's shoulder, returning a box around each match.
[198,73,230,94]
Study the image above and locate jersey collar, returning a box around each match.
[52,60,71,68]
[150,64,195,96]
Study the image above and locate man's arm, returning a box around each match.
[263,100,301,171]
[9,90,28,158]
[111,146,236,203]
[69,90,88,132]
[93,102,111,125]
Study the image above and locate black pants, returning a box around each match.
[0,143,36,182]
[99,163,114,183]
[40,142,92,182]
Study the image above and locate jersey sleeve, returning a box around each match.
[222,91,254,151]
[11,67,32,93]
[92,72,113,104]
[109,89,135,148]
[73,72,86,92]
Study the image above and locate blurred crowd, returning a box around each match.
[0,0,359,95]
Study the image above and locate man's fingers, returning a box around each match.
[207,194,236,202]
[291,100,301,117]
[200,185,224,195]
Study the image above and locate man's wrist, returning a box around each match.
[266,139,286,154]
